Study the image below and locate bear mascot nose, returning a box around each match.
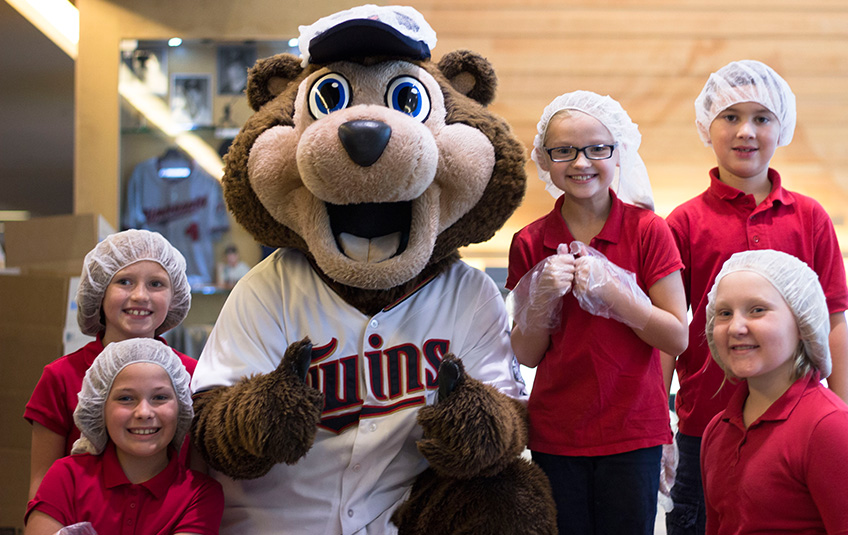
[338,119,392,167]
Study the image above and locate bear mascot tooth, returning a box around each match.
[189,5,556,534]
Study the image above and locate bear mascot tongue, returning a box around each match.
[189,5,556,534]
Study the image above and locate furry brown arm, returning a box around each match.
[415,355,528,478]
[393,357,556,534]
[190,338,324,479]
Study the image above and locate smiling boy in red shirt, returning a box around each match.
[663,59,848,535]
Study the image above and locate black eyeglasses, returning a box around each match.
[544,144,616,162]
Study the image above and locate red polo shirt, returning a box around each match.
[26,442,223,534]
[507,191,682,456]
[667,168,848,437]
[24,334,197,457]
[702,373,848,534]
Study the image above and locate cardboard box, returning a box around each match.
[0,273,92,533]
[0,446,29,533]
[4,213,114,276]
[0,273,76,328]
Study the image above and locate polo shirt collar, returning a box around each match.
[708,167,794,208]
[542,189,623,251]
[721,371,819,428]
[102,441,180,499]
[762,168,793,207]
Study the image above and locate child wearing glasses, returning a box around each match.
[663,60,848,535]
[701,249,848,534]
[506,90,688,535]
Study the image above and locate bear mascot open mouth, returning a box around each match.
[222,13,525,299]
[189,5,556,534]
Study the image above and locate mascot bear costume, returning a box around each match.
[190,5,556,534]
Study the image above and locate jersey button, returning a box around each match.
[369,319,379,328]
[752,235,760,243]
[348,509,354,518]
[353,464,361,472]
[369,423,377,432]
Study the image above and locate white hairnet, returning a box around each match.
[532,90,654,210]
[76,229,191,337]
[72,338,194,455]
[694,59,796,147]
[705,249,831,379]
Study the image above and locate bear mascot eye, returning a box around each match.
[308,72,352,118]
[385,75,430,122]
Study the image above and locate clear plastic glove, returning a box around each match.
[570,241,652,330]
[55,523,98,535]
[658,410,679,512]
[506,244,574,333]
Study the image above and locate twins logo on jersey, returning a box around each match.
[142,197,208,227]
[306,335,449,433]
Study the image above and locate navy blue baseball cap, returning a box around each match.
[298,5,437,66]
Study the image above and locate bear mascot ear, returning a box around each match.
[437,50,498,106]
[246,54,305,111]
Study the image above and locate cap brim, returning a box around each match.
[308,19,430,65]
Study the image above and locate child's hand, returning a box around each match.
[535,244,575,298]
[573,254,616,304]
[506,244,574,333]
[570,241,652,330]
[56,523,98,535]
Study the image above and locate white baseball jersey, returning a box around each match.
[191,248,527,535]
[123,157,229,285]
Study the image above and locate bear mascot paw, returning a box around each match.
[392,356,556,534]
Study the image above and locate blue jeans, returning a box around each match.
[665,432,706,535]
[532,447,661,535]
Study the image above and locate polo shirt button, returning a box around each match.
[752,235,760,243]
[348,509,354,517]
[369,423,377,432]
[130,503,136,508]
[353,464,361,472]
[370,319,379,328]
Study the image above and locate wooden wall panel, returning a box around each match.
[426,11,848,39]
[404,1,848,263]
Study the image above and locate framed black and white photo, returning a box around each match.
[170,73,213,129]
[121,45,168,96]
[217,44,257,95]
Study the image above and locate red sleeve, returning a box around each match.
[506,231,535,291]
[24,362,73,437]
[806,410,848,533]
[25,458,75,526]
[173,475,225,535]
[638,214,684,290]
[810,203,848,314]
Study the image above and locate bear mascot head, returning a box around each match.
[190,5,556,534]
[223,4,525,311]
